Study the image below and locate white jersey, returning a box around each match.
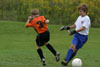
[75,15,91,35]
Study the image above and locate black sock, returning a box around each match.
[46,43,56,56]
[37,48,44,60]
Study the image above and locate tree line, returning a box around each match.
[0,0,100,27]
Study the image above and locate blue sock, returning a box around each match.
[69,52,76,61]
[65,48,74,62]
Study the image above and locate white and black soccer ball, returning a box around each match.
[72,58,82,67]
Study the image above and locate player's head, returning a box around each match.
[78,3,88,17]
[31,9,39,15]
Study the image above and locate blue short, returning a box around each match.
[72,33,88,50]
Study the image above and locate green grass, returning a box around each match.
[0,21,100,67]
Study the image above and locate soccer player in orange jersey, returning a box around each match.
[25,9,60,66]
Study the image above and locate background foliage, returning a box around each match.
[0,0,100,27]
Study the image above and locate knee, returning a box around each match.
[70,45,77,53]
[45,42,48,46]
[36,46,40,49]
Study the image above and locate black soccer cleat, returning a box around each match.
[41,58,46,66]
[56,52,60,62]
[61,60,68,66]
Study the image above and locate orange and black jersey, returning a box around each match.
[26,16,48,34]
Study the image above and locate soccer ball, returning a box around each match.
[72,58,82,67]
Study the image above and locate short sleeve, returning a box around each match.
[26,22,33,27]
[82,18,90,29]
[42,16,46,23]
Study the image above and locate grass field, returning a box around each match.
[0,21,100,67]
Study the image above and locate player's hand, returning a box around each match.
[69,30,76,35]
[59,26,70,31]
[28,16,32,20]
[28,16,33,23]
[45,19,49,23]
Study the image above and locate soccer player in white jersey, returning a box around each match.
[60,3,91,66]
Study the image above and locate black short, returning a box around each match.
[36,30,50,46]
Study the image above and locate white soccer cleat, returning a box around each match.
[41,58,46,66]
[56,52,60,62]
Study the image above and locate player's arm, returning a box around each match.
[60,24,76,31]
[76,26,86,32]
[25,16,33,28]
[69,24,76,29]
[26,16,32,23]
[69,26,86,35]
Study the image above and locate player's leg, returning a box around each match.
[45,42,60,62]
[36,46,46,66]
[37,46,45,60]
[44,30,60,62]
[66,44,77,62]
[66,34,88,65]
[61,33,79,66]
[77,34,88,50]
[70,33,88,61]
[61,33,88,66]
[36,35,46,66]
[61,44,77,66]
